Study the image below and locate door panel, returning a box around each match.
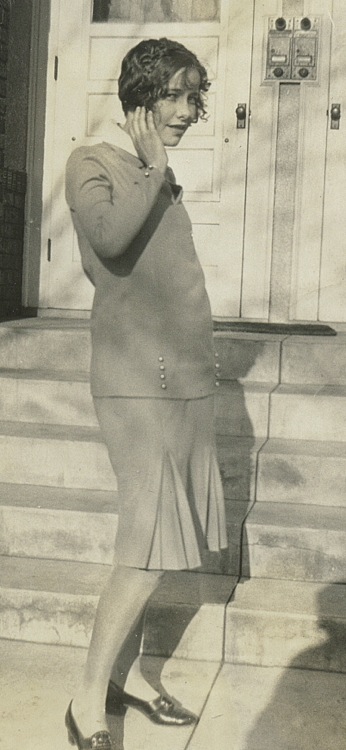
[240,0,281,320]
[39,0,91,309]
[290,0,332,321]
[318,0,346,321]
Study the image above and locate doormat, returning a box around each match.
[213,321,337,336]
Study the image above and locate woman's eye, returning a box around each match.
[166,93,177,101]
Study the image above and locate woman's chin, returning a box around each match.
[162,133,184,147]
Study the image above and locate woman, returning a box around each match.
[65,37,227,749]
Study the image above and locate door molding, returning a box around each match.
[22,0,51,309]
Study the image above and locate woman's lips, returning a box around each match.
[168,124,187,132]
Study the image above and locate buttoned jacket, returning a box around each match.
[65,135,219,398]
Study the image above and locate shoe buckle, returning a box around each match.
[91,731,113,748]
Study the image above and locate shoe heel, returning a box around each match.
[115,703,127,717]
[65,712,76,746]
[67,729,76,746]
[106,700,127,717]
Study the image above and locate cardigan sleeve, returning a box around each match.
[65,147,165,260]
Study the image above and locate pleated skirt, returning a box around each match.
[93,395,227,570]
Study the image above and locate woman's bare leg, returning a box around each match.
[110,606,162,700]
[71,563,162,736]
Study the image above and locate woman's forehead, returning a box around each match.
[168,66,201,90]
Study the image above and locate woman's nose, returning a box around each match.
[177,97,192,120]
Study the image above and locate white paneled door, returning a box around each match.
[40,0,253,315]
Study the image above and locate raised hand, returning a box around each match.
[126,107,168,174]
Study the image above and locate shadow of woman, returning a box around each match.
[215,336,266,578]
[244,581,346,750]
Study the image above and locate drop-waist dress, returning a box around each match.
[65,128,227,569]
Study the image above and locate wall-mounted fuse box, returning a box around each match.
[265,16,321,82]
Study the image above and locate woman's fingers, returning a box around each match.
[129,107,146,143]
[130,107,155,147]
[131,107,156,136]
[126,107,168,173]
[138,107,151,134]
[146,110,157,132]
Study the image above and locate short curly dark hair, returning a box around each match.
[118,38,210,120]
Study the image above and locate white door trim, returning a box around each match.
[22,0,51,309]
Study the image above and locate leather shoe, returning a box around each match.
[106,680,198,726]
[65,701,114,749]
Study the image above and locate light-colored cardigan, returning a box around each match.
[65,139,218,398]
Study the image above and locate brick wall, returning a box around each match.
[0,0,27,317]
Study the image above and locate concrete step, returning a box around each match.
[3,558,344,673]
[243,502,346,582]
[225,577,346,672]
[281,332,346,385]
[257,438,346,507]
[0,368,96,426]
[0,420,116,489]
[2,320,346,387]
[5,367,346,443]
[0,425,252,575]
[3,485,343,585]
[270,384,346,442]
[0,482,248,576]
[0,555,235,660]
[3,319,346,383]
[0,320,283,382]
[217,331,346,386]
[217,436,266,502]
[0,417,261,500]
[0,366,272,436]
[0,318,91,371]
[214,331,282,383]
[216,381,274,437]
[0,483,118,564]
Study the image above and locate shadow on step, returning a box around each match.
[214,338,266,578]
[244,581,346,750]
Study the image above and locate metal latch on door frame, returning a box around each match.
[236,103,247,128]
[330,103,341,130]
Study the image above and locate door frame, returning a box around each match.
[22,0,51,310]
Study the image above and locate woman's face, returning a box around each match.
[152,67,201,146]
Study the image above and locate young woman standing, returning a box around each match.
[65,37,227,749]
